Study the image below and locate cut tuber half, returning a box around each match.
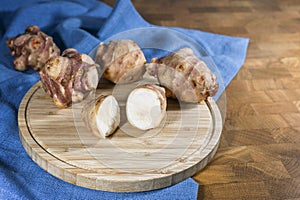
[126,84,166,130]
[83,95,120,138]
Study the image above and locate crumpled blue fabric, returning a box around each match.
[0,0,249,199]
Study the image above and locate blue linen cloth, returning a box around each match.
[0,0,249,199]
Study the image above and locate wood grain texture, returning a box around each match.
[18,82,222,192]
[100,0,300,199]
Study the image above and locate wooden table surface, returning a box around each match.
[103,0,300,199]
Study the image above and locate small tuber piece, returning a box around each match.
[39,48,99,108]
[95,40,146,84]
[147,48,219,103]
[6,25,60,71]
[126,84,167,130]
[83,95,120,138]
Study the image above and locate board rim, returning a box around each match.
[18,81,223,192]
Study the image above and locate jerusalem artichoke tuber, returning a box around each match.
[147,48,218,103]
[95,40,146,84]
[82,95,120,138]
[39,48,99,108]
[126,84,167,130]
[6,25,60,71]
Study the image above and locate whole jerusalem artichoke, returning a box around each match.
[6,25,60,71]
[39,48,99,108]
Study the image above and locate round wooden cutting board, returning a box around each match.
[18,81,222,192]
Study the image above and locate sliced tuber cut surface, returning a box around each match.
[126,84,166,130]
[83,95,120,138]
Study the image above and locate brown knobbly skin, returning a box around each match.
[95,40,146,84]
[6,25,60,71]
[39,48,99,108]
[147,48,219,103]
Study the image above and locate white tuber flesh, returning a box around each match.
[83,95,120,138]
[126,84,166,130]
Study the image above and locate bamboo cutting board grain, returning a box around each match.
[18,81,223,192]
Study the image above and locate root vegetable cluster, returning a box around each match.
[8,25,219,138]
